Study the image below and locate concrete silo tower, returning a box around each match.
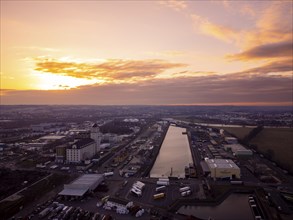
[90,123,101,153]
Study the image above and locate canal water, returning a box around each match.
[177,193,254,220]
[150,125,193,178]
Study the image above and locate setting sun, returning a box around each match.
[34,72,98,90]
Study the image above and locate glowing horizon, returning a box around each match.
[1,1,292,105]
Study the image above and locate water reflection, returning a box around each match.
[150,125,193,178]
[177,193,254,220]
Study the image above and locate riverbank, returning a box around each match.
[141,123,170,177]
[150,125,193,178]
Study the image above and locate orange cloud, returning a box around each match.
[191,1,292,52]
[34,58,187,83]
[191,14,239,43]
[171,70,217,77]
[237,59,293,77]
[227,41,293,61]
[241,2,292,49]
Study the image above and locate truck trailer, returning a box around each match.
[156,181,169,186]
[153,193,165,200]
[155,186,166,192]
[179,186,191,193]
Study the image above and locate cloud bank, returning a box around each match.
[228,41,293,60]
[34,58,186,82]
[2,72,291,105]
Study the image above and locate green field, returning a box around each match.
[250,128,293,172]
[220,127,253,140]
[217,126,293,173]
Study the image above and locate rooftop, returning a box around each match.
[205,158,239,169]
[72,174,103,185]
[224,144,252,153]
[59,174,104,197]
[68,138,95,149]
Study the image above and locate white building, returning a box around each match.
[102,133,122,143]
[205,159,241,179]
[66,139,96,163]
[90,123,102,153]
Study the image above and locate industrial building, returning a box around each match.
[90,123,102,152]
[66,138,96,163]
[223,144,253,157]
[204,159,241,179]
[56,124,102,164]
[224,137,238,144]
[55,145,67,163]
[58,174,104,197]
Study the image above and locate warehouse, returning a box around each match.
[224,137,238,144]
[223,144,253,157]
[59,174,104,198]
[205,159,241,179]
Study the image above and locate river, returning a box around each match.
[177,193,255,220]
[150,125,193,178]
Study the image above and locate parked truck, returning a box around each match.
[131,188,142,197]
[104,172,114,177]
[155,186,166,192]
[156,181,169,186]
[153,193,165,200]
[158,178,169,182]
[179,186,191,193]
[181,190,191,197]
[133,181,145,191]
[38,207,52,218]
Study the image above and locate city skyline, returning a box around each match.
[1,0,292,105]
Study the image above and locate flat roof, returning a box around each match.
[73,174,103,186]
[68,138,95,149]
[205,159,239,170]
[59,174,104,197]
[58,188,88,197]
[224,144,252,153]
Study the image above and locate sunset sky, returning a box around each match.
[1,0,292,105]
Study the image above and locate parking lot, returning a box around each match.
[119,178,202,209]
